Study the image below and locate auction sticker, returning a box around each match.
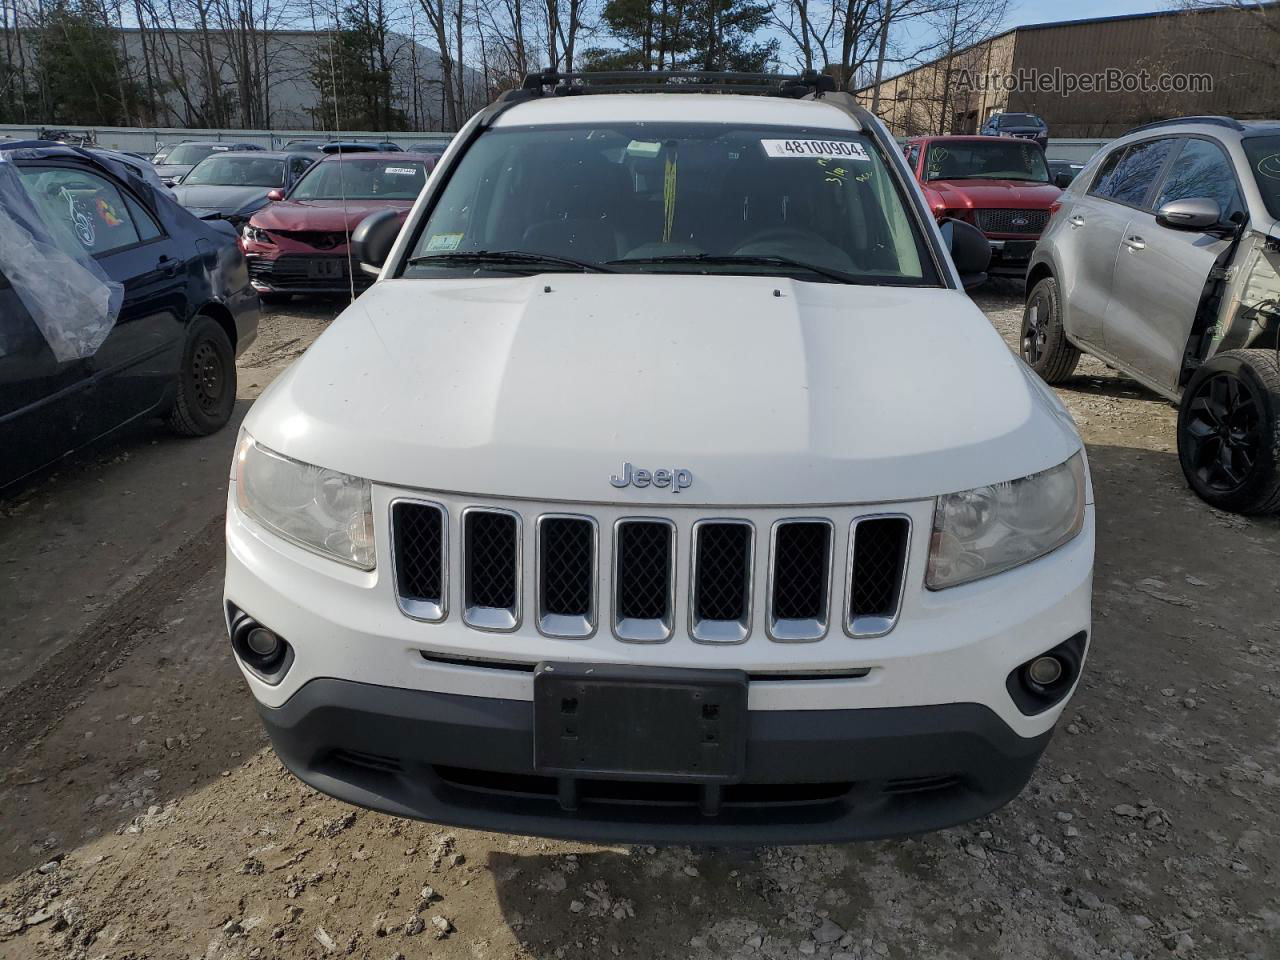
[385,167,418,175]
[425,233,463,251]
[761,139,869,162]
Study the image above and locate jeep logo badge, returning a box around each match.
[610,462,692,493]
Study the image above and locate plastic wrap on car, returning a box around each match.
[0,150,124,361]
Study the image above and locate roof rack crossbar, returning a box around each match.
[1125,115,1246,135]
[515,69,836,99]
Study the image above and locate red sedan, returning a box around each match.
[241,152,436,301]
[902,135,1062,277]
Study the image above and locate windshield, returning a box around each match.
[998,114,1041,128]
[182,155,285,187]
[291,157,428,200]
[161,143,230,166]
[925,140,1048,182]
[403,122,934,285]
[1243,135,1280,220]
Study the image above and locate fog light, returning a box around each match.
[1027,655,1063,687]
[245,626,280,658]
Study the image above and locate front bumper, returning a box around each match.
[246,253,371,296]
[258,677,1054,844]
[987,238,1040,276]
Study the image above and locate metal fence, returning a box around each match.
[0,123,455,155]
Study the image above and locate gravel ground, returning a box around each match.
[1,283,1278,960]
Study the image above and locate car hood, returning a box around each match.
[249,198,415,232]
[244,275,1083,505]
[924,179,1061,210]
[172,184,272,216]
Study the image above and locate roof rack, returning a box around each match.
[505,69,837,102]
[1125,116,1245,134]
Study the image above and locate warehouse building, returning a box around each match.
[854,6,1279,138]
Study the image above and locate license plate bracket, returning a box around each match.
[308,259,345,279]
[533,663,748,782]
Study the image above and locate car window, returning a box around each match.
[924,140,1048,182]
[291,157,429,200]
[1090,138,1174,208]
[999,114,1040,128]
[122,193,162,242]
[290,156,313,179]
[1153,138,1243,221]
[17,166,145,256]
[405,122,935,286]
[183,155,286,187]
[1241,134,1280,220]
[163,143,230,165]
[906,144,920,170]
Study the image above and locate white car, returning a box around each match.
[224,71,1095,844]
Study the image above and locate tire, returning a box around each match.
[260,292,292,306]
[1177,349,1280,515]
[1021,277,1080,383]
[168,315,237,437]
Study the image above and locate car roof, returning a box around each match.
[314,151,432,162]
[908,135,1008,143]
[191,150,295,161]
[492,93,863,131]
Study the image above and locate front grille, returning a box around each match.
[391,500,446,620]
[769,520,832,641]
[462,508,521,631]
[269,229,349,250]
[390,503,913,644]
[537,516,596,638]
[848,516,910,636]
[690,521,754,643]
[613,520,675,642]
[974,209,1049,235]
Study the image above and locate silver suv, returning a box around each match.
[1024,116,1280,514]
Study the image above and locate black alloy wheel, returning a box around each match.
[1180,370,1260,494]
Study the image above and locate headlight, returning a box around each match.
[927,452,1085,589]
[242,225,272,244]
[234,434,375,570]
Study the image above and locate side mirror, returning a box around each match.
[1156,197,1220,231]
[1053,171,1074,189]
[939,218,991,290]
[351,209,403,278]
[266,188,285,202]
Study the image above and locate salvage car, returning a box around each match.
[904,134,1062,276]
[172,150,317,227]
[0,143,259,489]
[225,71,1095,844]
[152,140,264,186]
[1024,116,1280,514]
[980,111,1049,149]
[240,151,435,302]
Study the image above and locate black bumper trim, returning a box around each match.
[257,677,1053,845]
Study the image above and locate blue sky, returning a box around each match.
[1000,0,1170,29]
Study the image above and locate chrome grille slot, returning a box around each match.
[768,519,833,641]
[537,515,597,638]
[462,508,521,631]
[847,516,910,637]
[690,520,754,644]
[391,500,447,621]
[613,519,675,642]
[974,208,1049,234]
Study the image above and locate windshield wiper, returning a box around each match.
[406,250,613,273]
[606,253,860,284]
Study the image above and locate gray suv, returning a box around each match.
[1024,116,1280,514]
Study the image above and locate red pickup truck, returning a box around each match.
[903,135,1063,277]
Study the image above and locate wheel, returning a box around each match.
[168,315,236,437]
[1177,349,1280,515]
[260,292,292,305]
[1021,277,1079,383]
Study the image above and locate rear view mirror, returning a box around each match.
[351,209,403,278]
[1156,197,1220,231]
[266,188,284,202]
[939,218,991,290]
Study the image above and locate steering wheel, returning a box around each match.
[732,227,820,253]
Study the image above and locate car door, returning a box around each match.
[1103,137,1244,391]
[1058,138,1177,348]
[16,162,191,431]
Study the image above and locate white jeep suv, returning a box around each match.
[225,71,1094,844]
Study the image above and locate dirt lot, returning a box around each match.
[1,283,1278,960]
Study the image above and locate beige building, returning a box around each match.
[855,6,1280,138]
